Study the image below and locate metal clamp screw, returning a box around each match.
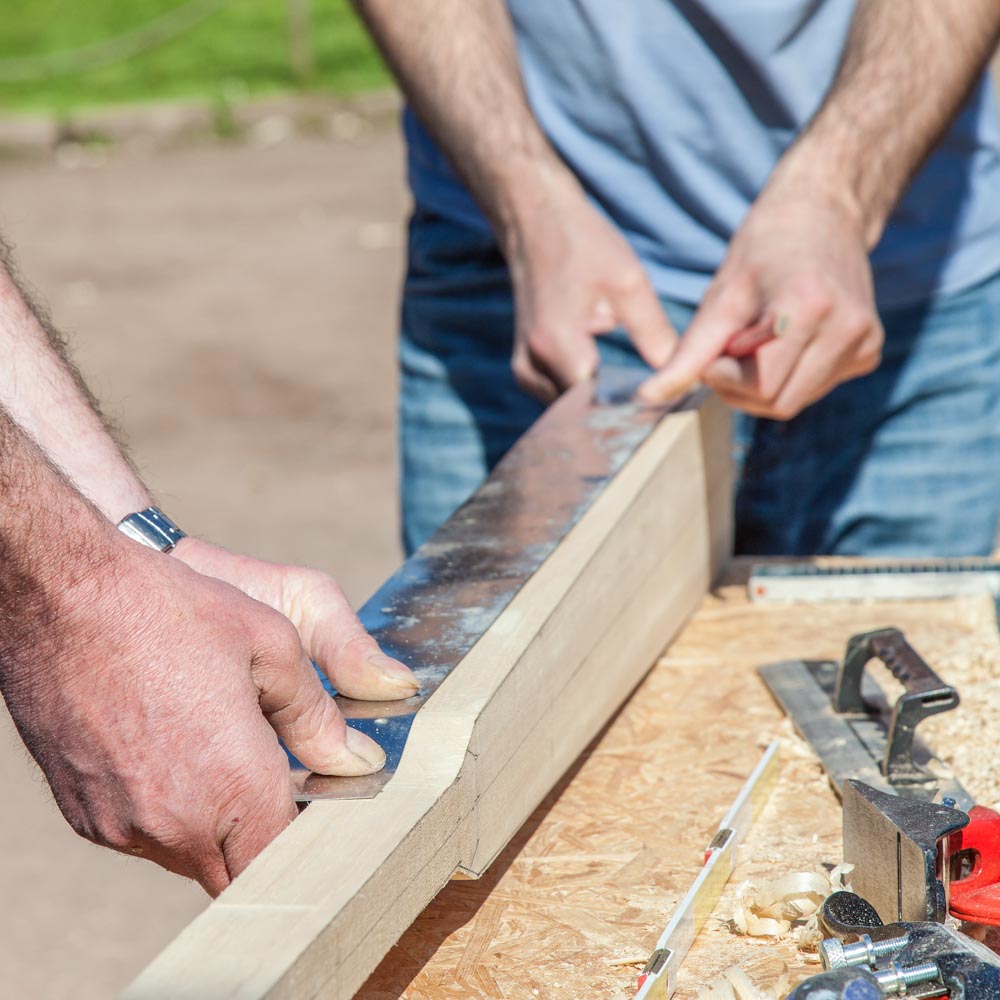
[874,962,942,996]
[820,934,910,970]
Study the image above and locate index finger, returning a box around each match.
[612,270,678,371]
[213,737,298,893]
[637,280,760,404]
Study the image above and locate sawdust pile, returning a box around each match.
[907,594,1000,809]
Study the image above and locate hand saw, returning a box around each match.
[290,368,705,801]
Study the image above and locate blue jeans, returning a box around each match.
[400,209,1000,558]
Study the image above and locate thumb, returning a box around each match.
[638,281,759,404]
[526,320,601,393]
[251,616,386,776]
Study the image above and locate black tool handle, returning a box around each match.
[834,628,959,784]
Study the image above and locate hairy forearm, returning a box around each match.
[0,240,151,520]
[783,0,1000,247]
[353,0,574,243]
[0,406,122,687]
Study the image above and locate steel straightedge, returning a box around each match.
[291,371,705,801]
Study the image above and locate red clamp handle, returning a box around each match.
[949,804,1000,925]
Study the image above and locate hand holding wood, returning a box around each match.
[2,539,412,896]
[505,173,677,403]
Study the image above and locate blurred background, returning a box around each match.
[0,2,410,996]
[0,0,388,109]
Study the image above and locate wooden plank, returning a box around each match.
[122,395,733,1000]
[357,572,1000,1000]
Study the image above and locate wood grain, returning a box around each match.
[123,396,733,1000]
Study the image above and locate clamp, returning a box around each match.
[788,921,1000,1000]
[949,804,1000,926]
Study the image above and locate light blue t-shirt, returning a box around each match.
[405,0,1000,308]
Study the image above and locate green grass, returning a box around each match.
[0,0,392,114]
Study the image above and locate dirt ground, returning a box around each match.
[0,123,410,998]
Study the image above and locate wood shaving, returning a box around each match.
[696,961,790,1000]
[794,864,853,957]
[732,873,826,936]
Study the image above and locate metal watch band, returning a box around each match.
[116,507,187,553]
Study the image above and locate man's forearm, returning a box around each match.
[782,0,1000,247]
[0,240,152,521]
[353,0,573,245]
[0,404,121,687]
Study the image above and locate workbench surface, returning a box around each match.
[359,561,1000,1000]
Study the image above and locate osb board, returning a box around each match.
[359,564,1000,1000]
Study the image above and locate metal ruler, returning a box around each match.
[636,742,781,1000]
[748,560,1000,610]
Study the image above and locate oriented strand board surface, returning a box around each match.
[360,565,1000,1000]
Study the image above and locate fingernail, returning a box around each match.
[637,381,677,405]
[346,727,386,771]
[640,375,697,407]
[368,652,420,693]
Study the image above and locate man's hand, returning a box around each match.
[639,175,883,418]
[505,170,677,403]
[355,0,676,403]
[0,229,422,897]
[639,0,1000,417]
[173,537,420,700]
[0,500,415,897]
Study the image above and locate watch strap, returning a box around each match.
[117,507,186,552]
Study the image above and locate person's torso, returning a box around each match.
[405,0,1000,307]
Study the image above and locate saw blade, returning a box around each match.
[291,369,704,801]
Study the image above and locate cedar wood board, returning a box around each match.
[124,394,735,999]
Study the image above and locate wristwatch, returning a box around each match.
[116,506,187,553]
